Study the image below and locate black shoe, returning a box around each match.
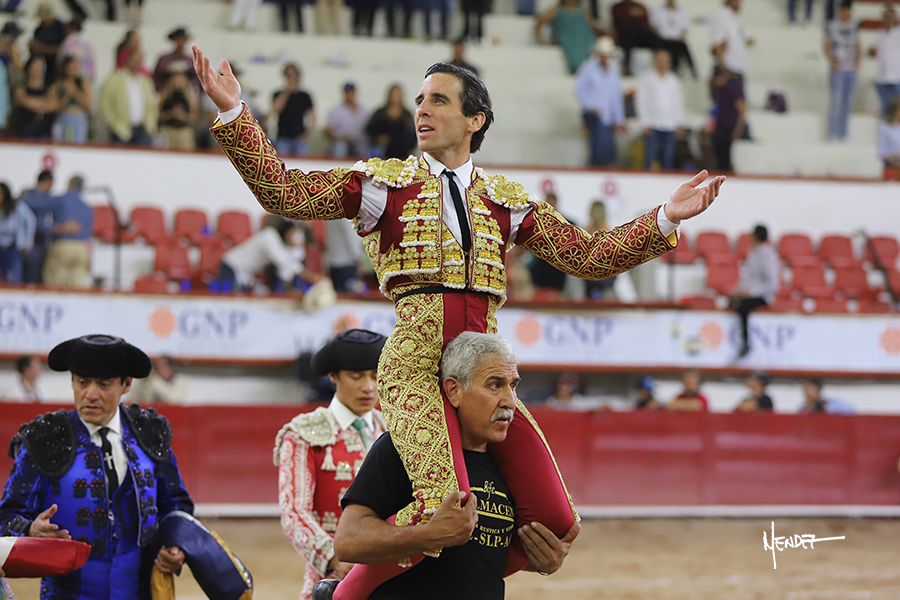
[313,579,340,600]
[737,344,750,358]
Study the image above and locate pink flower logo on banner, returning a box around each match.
[516,315,542,347]
[880,327,900,355]
[698,321,724,350]
[149,307,176,339]
[333,313,360,334]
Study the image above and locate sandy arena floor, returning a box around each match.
[7,517,900,600]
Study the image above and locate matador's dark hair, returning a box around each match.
[424,62,494,154]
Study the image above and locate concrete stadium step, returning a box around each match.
[733,140,883,178]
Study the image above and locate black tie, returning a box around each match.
[99,427,119,497]
[443,169,472,254]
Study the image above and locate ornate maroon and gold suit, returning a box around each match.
[275,407,387,600]
[214,106,676,597]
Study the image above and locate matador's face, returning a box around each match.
[414,73,483,158]
[72,374,132,426]
[331,369,379,417]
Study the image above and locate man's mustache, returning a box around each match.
[491,408,515,423]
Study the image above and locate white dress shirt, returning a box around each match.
[651,5,690,40]
[710,6,747,74]
[223,226,303,287]
[636,70,685,132]
[80,406,129,486]
[125,74,145,127]
[328,397,375,448]
[875,26,900,84]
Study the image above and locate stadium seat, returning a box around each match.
[128,206,167,244]
[174,209,210,245]
[863,236,900,269]
[814,297,848,313]
[778,233,818,267]
[769,295,804,312]
[833,265,870,299]
[736,233,751,261]
[91,205,117,243]
[217,211,253,246]
[154,239,193,281]
[694,231,731,260]
[666,232,696,264]
[133,273,170,294]
[791,264,832,298]
[857,298,893,313]
[704,255,739,296]
[195,237,227,286]
[819,235,857,268]
[681,295,717,310]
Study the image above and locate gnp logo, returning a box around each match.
[881,327,900,355]
[0,301,64,334]
[515,314,613,347]
[148,306,249,340]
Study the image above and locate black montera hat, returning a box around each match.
[311,329,387,375]
[47,334,152,379]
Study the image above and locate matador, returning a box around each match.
[193,49,724,600]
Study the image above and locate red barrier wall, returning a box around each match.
[2,404,900,506]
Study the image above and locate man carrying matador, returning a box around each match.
[193,46,724,599]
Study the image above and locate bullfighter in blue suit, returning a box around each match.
[0,334,194,600]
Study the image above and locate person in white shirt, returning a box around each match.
[636,49,684,170]
[871,5,900,116]
[325,82,372,159]
[3,355,44,402]
[824,1,860,142]
[710,0,751,82]
[878,97,900,174]
[731,224,780,358]
[650,0,697,78]
[218,215,325,293]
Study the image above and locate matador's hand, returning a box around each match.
[28,504,72,539]
[664,170,726,224]
[191,45,242,113]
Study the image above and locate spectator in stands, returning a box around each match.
[129,355,189,403]
[51,55,90,143]
[9,55,58,140]
[43,174,92,288]
[0,59,7,134]
[734,371,774,412]
[100,49,157,146]
[506,244,535,300]
[21,170,55,284]
[158,63,199,150]
[365,83,416,159]
[535,0,601,75]
[575,36,626,167]
[325,219,366,293]
[423,0,451,41]
[448,40,479,77]
[710,0,751,90]
[58,18,96,85]
[460,0,490,43]
[219,215,325,293]
[278,0,304,32]
[787,0,813,25]
[0,21,24,76]
[528,193,571,296]
[879,97,900,177]
[584,200,616,299]
[798,378,854,414]
[114,29,142,70]
[317,0,344,35]
[871,4,900,117]
[0,182,35,284]
[634,375,660,410]
[384,0,413,38]
[709,65,745,172]
[637,49,684,170]
[351,0,376,36]
[731,224,779,358]
[611,0,661,76]
[3,355,44,401]
[667,368,708,412]
[650,0,697,78]
[324,81,371,159]
[545,371,604,410]
[824,0,859,142]
[123,0,145,25]
[230,0,263,31]
[152,27,197,93]
[273,63,316,158]
[29,3,65,86]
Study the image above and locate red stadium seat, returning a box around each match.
[769,295,804,312]
[814,297,848,313]
[91,205,117,243]
[174,209,209,245]
[778,234,818,267]
[857,298,893,313]
[884,269,900,297]
[736,233,751,261]
[694,231,731,260]
[863,236,900,269]
[128,206,167,244]
[133,273,170,294]
[819,235,857,268]
[705,255,739,296]
[195,237,227,285]
[154,239,193,281]
[681,295,717,310]
[666,232,697,264]
[833,265,870,299]
[791,264,831,298]
[217,211,253,246]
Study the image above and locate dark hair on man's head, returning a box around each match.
[15,355,34,374]
[37,170,53,184]
[805,377,824,389]
[424,62,494,153]
[752,224,768,243]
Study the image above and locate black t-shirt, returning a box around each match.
[341,433,514,600]
[274,90,313,138]
[756,394,774,411]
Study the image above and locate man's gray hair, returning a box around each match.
[441,332,517,390]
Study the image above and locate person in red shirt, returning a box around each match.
[667,369,709,412]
